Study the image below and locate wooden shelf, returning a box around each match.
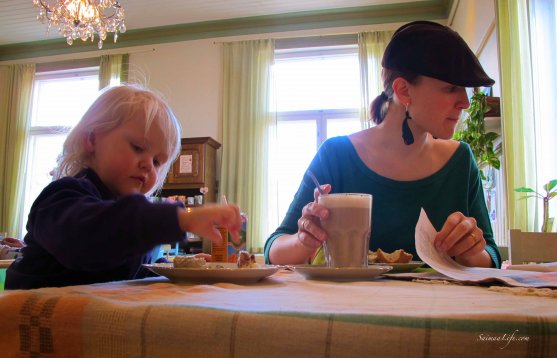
[162,137,221,203]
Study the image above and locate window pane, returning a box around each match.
[31,75,99,127]
[530,0,557,229]
[267,46,361,238]
[21,134,67,228]
[21,71,100,237]
[276,120,317,219]
[272,53,360,112]
[327,117,361,138]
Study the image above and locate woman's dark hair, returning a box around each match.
[369,69,420,124]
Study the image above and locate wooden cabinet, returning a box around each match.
[162,137,221,203]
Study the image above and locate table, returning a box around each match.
[0,269,555,357]
[0,259,15,268]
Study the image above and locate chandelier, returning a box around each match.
[33,0,126,49]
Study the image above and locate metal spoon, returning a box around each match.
[306,170,325,196]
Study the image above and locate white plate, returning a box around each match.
[371,261,425,273]
[293,265,392,281]
[143,262,280,283]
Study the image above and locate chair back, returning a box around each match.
[509,229,557,264]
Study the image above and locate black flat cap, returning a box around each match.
[382,21,495,87]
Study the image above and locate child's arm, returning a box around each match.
[28,177,184,270]
[28,176,240,271]
[177,204,242,245]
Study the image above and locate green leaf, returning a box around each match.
[514,187,535,193]
[456,91,501,179]
[544,179,557,192]
[484,132,499,141]
[517,195,538,201]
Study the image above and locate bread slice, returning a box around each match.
[375,248,413,264]
[173,255,206,268]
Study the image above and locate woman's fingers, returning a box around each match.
[297,230,323,249]
[446,229,485,257]
[297,201,329,249]
[313,184,331,201]
[435,211,485,257]
[302,201,329,220]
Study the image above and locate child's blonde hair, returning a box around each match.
[54,84,181,196]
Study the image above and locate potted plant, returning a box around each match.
[515,179,557,232]
[453,90,501,180]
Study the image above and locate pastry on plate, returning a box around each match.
[237,250,258,268]
[369,248,413,264]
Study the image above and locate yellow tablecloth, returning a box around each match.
[0,269,555,357]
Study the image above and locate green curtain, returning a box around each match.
[99,54,129,90]
[0,64,35,238]
[358,30,394,129]
[496,0,537,231]
[220,39,275,253]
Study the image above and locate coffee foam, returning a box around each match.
[319,194,371,208]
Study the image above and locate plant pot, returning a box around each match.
[485,96,500,117]
[509,229,557,264]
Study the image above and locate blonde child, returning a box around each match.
[6,85,241,289]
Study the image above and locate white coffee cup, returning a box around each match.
[318,193,372,268]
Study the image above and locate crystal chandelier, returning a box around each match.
[33,0,126,49]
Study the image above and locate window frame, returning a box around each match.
[268,40,362,231]
[277,108,360,146]
[19,66,100,235]
[273,40,361,149]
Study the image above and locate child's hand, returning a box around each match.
[1,237,25,248]
[0,245,9,260]
[177,204,242,245]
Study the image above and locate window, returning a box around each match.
[20,68,100,234]
[529,0,557,228]
[270,44,361,225]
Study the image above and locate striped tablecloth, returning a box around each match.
[0,269,555,357]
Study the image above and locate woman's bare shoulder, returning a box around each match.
[433,138,461,157]
[348,128,377,147]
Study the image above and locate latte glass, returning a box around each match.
[318,193,372,268]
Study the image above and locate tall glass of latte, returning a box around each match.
[318,193,372,267]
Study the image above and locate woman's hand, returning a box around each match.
[434,211,491,267]
[296,184,332,251]
[178,204,242,245]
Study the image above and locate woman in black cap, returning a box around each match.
[265,21,501,268]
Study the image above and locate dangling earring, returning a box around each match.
[402,103,414,145]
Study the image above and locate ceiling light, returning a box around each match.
[33,0,126,49]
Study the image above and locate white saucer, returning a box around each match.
[143,262,280,283]
[371,261,425,273]
[292,265,392,281]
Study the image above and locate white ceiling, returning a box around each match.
[0,0,427,46]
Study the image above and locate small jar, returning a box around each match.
[195,195,203,206]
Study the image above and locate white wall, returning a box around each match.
[129,40,224,140]
[451,0,500,95]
